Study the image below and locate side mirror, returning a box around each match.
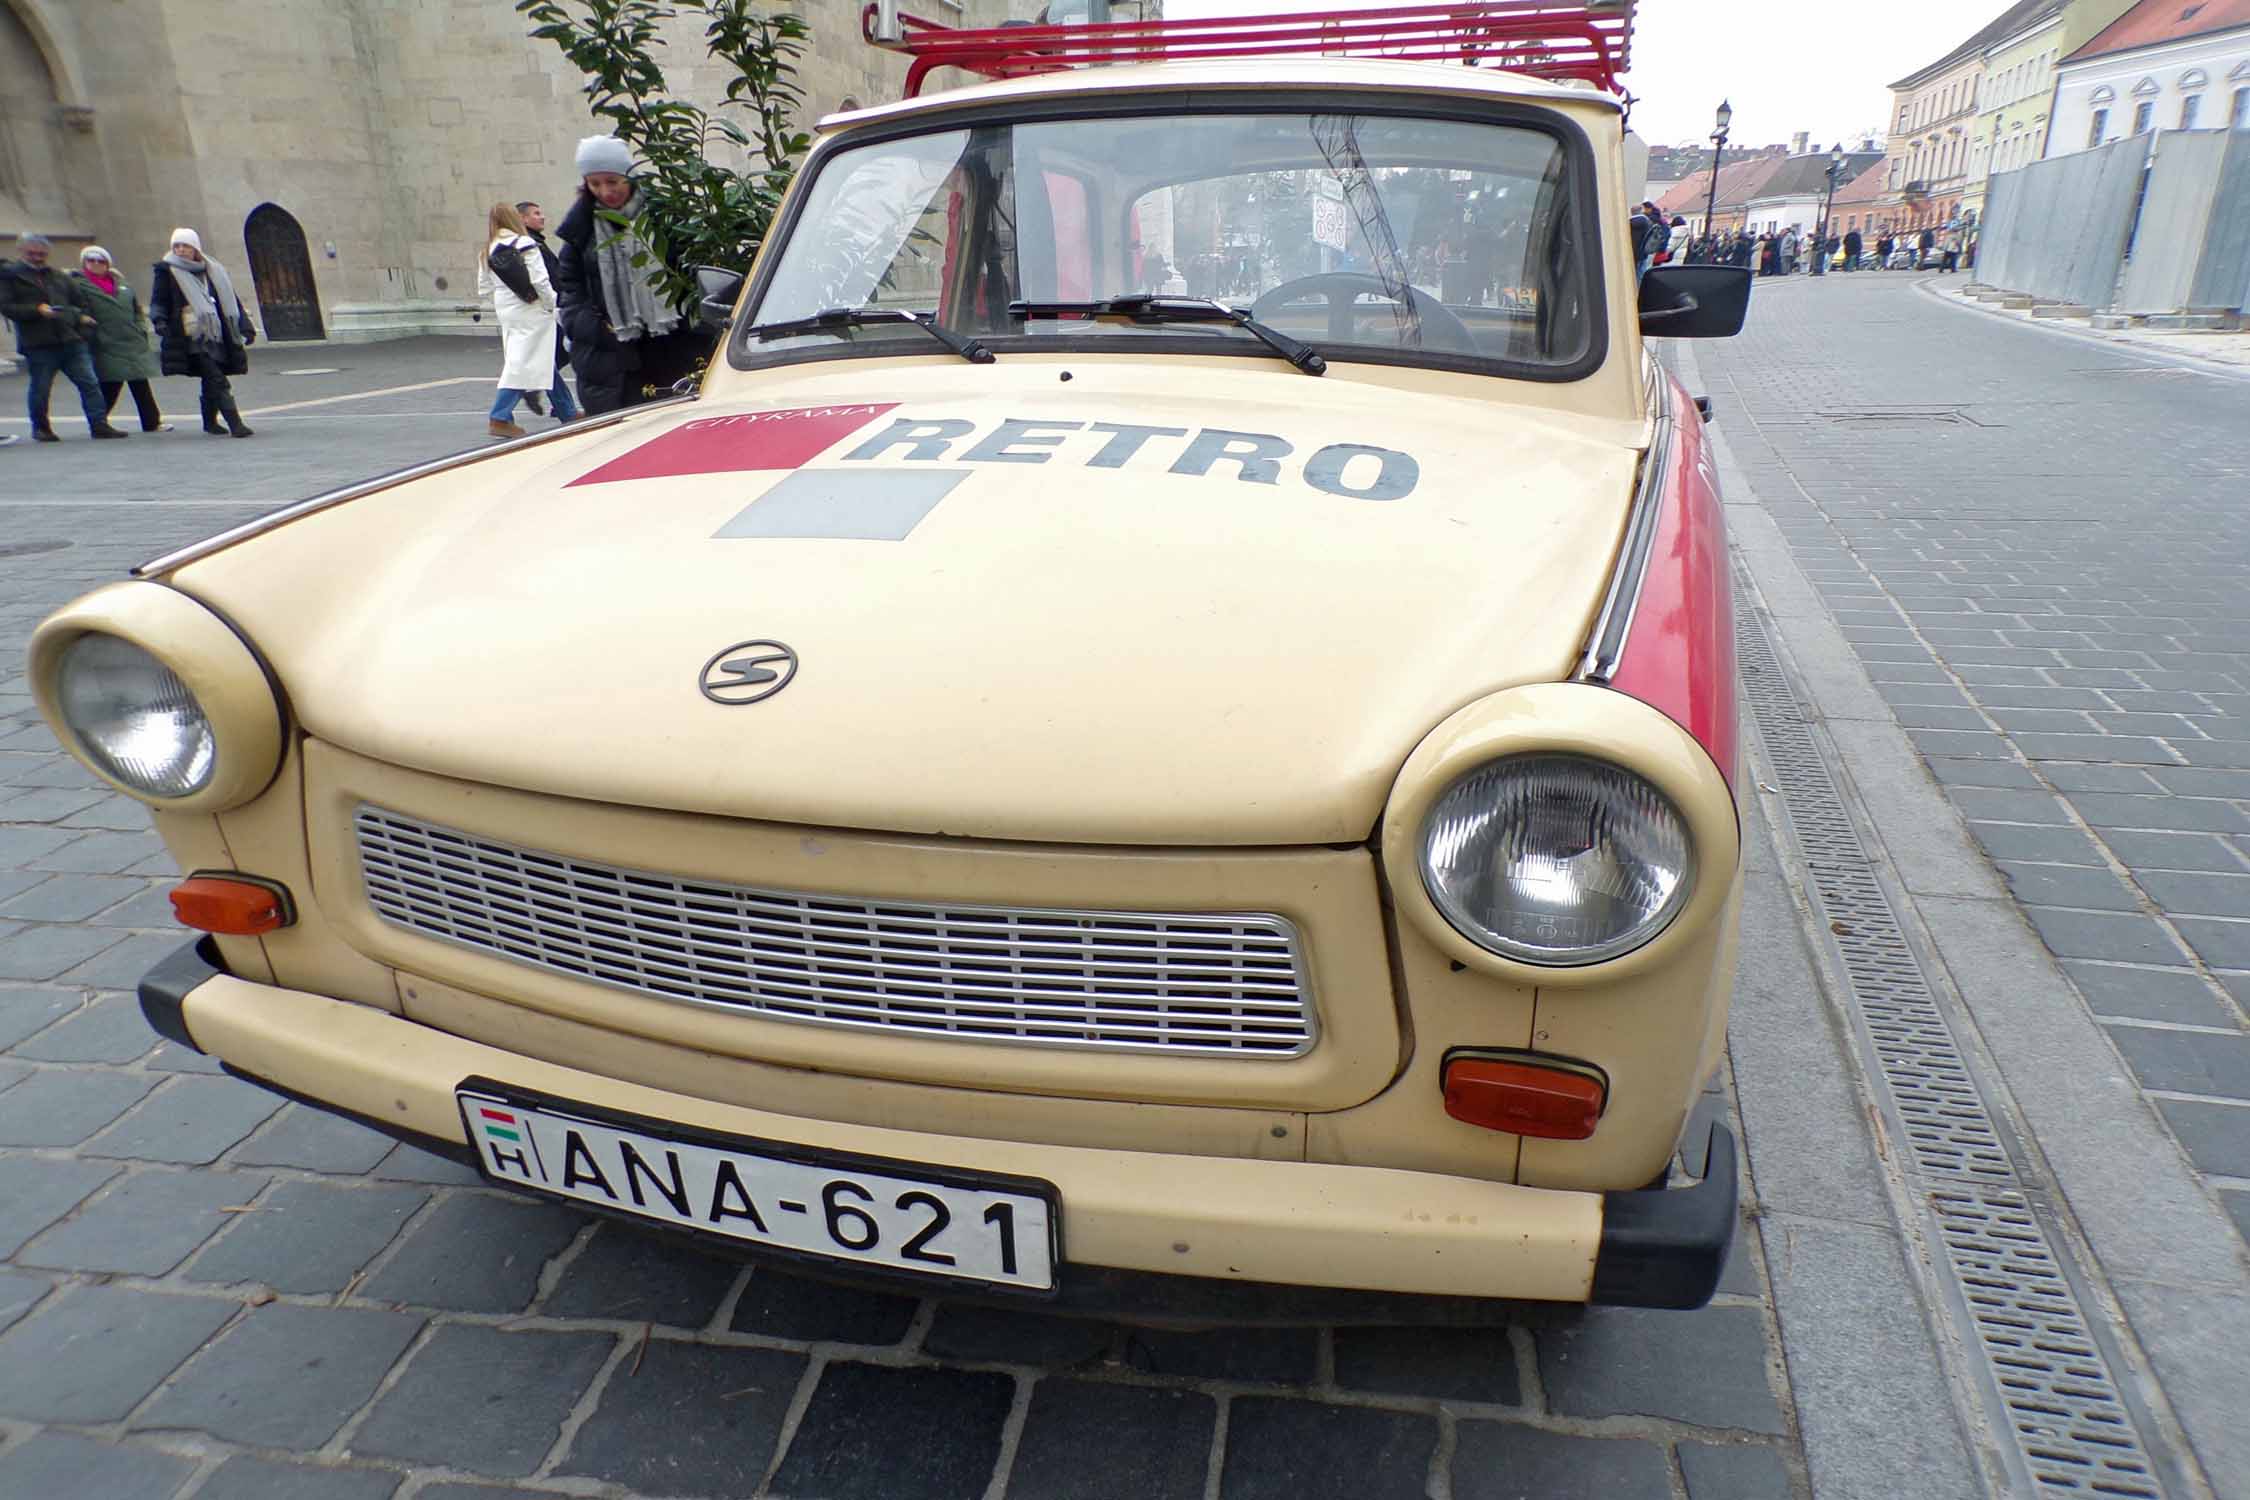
[1638,265,1751,338]
[693,265,745,331]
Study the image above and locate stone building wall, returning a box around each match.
[4,0,1019,346]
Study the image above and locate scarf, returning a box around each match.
[593,188,680,343]
[83,269,119,297]
[162,251,243,352]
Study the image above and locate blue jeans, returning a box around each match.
[24,341,105,433]
[490,368,580,424]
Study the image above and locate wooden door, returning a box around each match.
[243,203,325,341]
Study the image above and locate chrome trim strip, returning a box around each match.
[1572,407,1674,685]
[353,806,1320,1059]
[133,394,699,578]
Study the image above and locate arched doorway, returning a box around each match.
[244,203,324,341]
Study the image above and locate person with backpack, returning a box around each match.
[477,201,579,438]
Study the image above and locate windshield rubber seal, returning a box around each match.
[725,88,1610,386]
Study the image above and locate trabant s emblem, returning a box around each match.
[699,640,798,706]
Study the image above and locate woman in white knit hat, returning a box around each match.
[553,134,713,414]
[147,228,257,437]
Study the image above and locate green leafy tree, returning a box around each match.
[516,0,811,312]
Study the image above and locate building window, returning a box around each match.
[2180,95,2200,129]
[2089,107,2108,146]
[2132,100,2154,133]
[2234,87,2250,128]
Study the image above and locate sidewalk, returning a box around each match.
[1928,279,2250,374]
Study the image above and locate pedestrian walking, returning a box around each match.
[0,232,127,441]
[1842,229,1862,272]
[1780,227,1799,275]
[555,135,712,415]
[1877,232,1894,268]
[73,247,171,432]
[1917,226,1935,269]
[478,201,579,438]
[149,229,256,437]
[515,200,565,417]
[1939,225,1964,274]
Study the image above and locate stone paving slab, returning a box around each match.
[0,348,1820,1499]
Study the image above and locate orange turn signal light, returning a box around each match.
[1442,1055,1607,1140]
[169,873,294,936]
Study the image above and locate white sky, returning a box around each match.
[1162,0,1981,149]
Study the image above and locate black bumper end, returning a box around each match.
[138,935,225,1054]
[1590,1123,1739,1309]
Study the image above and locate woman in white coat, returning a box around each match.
[477,202,580,437]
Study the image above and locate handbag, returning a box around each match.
[487,241,537,305]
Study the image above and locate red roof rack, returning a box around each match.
[863,2,1636,99]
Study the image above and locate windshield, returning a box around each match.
[738,106,1597,375]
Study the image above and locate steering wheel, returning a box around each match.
[1249,272,1476,353]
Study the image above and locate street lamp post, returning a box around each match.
[1812,147,1844,277]
[1703,100,1732,246]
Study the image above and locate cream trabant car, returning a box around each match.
[29,55,1752,1314]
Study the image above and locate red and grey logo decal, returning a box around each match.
[568,405,899,487]
[568,404,1421,540]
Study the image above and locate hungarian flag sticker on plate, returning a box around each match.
[457,1087,1057,1292]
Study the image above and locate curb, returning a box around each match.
[1918,280,2250,383]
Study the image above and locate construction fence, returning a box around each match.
[1976,127,2250,317]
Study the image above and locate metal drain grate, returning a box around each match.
[1734,578,2167,1499]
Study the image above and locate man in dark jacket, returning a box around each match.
[554,136,713,415]
[515,201,565,415]
[1842,229,1862,271]
[0,233,128,441]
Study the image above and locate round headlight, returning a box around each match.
[55,632,217,799]
[1420,754,1695,966]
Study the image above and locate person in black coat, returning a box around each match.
[554,136,713,415]
[515,200,566,416]
[1842,229,1862,271]
[148,228,255,437]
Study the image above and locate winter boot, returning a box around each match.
[90,424,131,439]
[201,391,226,435]
[32,427,60,443]
[221,397,253,438]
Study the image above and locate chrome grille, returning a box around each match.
[354,807,1316,1056]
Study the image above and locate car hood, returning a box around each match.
[175,358,1644,845]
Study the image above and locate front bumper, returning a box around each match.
[143,939,1734,1313]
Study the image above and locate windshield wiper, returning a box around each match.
[748,307,993,365]
[1007,296,1326,376]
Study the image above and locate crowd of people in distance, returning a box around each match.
[2,132,710,449]
[1667,222,1973,277]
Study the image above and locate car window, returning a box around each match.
[742,107,1594,375]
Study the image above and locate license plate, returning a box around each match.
[457,1086,1057,1292]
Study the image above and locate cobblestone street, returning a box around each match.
[0,272,2245,1499]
